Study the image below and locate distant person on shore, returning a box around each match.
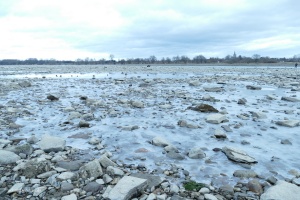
[295,63,298,68]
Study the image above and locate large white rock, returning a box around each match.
[205,114,227,124]
[222,146,257,164]
[204,193,218,200]
[7,183,24,194]
[61,193,77,200]
[152,136,171,147]
[0,150,20,164]
[276,120,300,127]
[260,181,300,200]
[38,134,66,153]
[106,176,148,200]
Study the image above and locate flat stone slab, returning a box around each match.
[106,176,147,200]
[222,146,257,164]
[38,134,66,152]
[276,120,300,127]
[0,150,21,164]
[205,114,227,124]
[7,183,24,194]
[260,181,300,200]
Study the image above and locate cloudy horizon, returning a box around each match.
[1,0,300,61]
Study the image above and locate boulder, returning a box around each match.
[205,114,227,124]
[61,193,77,200]
[260,181,300,200]
[276,120,300,127]
[222,146,257,164]
[38,134,66,153]
[130,173,164,190]
[0,150,20,164]
[106,176,147,200]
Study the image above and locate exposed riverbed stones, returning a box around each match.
[1,65,300,199]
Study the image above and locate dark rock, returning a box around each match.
[79,120,90,128]
[188,103,219,113]
[246,85,261,90]
[238,98,247,105]
[281,96,300,102]
[47,95,59,101]
[281,139,292,145]
[83,182,103,193]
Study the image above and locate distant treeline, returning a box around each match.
[1,53,300,65]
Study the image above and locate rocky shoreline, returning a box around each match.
[0,136,299,200]
[0,65,300,199]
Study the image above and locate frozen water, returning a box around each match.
[0,65,299,186]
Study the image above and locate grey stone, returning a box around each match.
[61,182,74,192]
[247,179,263,194]
[152,136,171,147]
[33,186,47,197]
[0,150,20,164]
[204,87,224,92]
[5,143,33,156]
[61,193,77,200]
[79,159,103,179]
[222,146,257,164]
[233,170,258,178]
[166,151,185,160]
[106,176,148,200]
[205,114,227,124]
[7,183,24,194]
[250,111,267,119]
[204,193,218,200]
[276,120,300,127]
[260,180,300,200]
[131,173,164,190]
[188,147,206,159]
[107,166,124,176]
[21,159,51,178]
[99,155,117,168]
[57,172,77,181]
[56,160,83,171]
[38,134,66,153]
[188,104,219,113]
[246,85,261,90]
[281,96,300,102]
[83,182,103,193]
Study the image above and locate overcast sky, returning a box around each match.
[1,0,299,60]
